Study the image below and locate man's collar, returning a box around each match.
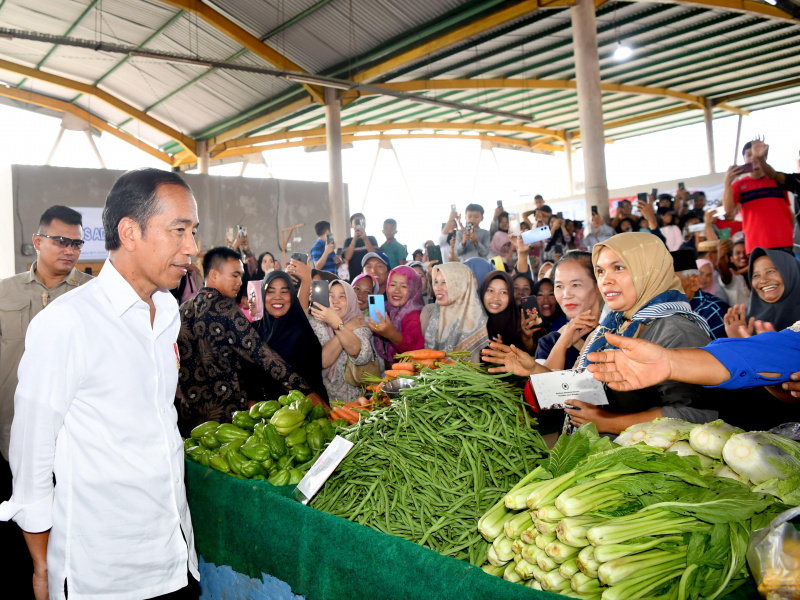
[26,260,83,288]
[98,259,144,316]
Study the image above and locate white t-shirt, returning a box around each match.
[438,232,450,264]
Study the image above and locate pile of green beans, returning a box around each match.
[310,363,548,565]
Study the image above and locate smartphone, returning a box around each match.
[678,182,685,190]
[247,280,263,320]
[336,247,344,257]
[238,225,247,238]
[466,222,475,233]
[521,226,552,245]
[451,204,456,212]
[326,233,335,245]
[637,192,648,203]
[368,294,386,323]
[491,256,505,271]
[508,212,521,236]
[687,223,706,233]
[426,244,443,264]
[739,162,754,173]
[651,188,658,199]
[556,212,563,219]
[719,228,732,242]
[355,218,365,230]
[311,280,330,308]
[441,222,446,230]
[291,252,309,264]
[520,295,539,315]
[591,205,598,215]
[226,227,235,244]
[497,200,503,207]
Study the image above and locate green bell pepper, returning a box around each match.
[307,429,325,451]
[200,433,220,450]
[329,418,349,429]
[284,428,307,448]
[216,423,249,443]
[259,400,281,419]
[270,408,305,436]
[209,454,230,473]
[232,411,258,431]
[268,469,291,486]
[190,421,219,439]
[308,405,327,421]
[278,394,292,406]
[277,455,294,471]
[290,444,312,463]
[264,423,286,459]
[288,469,304,485]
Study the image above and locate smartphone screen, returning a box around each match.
[520,295,539,315]
[556,212,563,219]
[426,244,443,264]
[687,223,706,233]
[521,226,552,245]
[651,188,658,199]
[368,295,386,323]
[497,200,503,207]
[719,228,732,242]
[739,163,754,173]
[247,281,263,320]
[637,193,648,203]
[238,225,247,238]
[226,227,235,243]
[292,252,309,264]
[591,205,598,215]
[678,182,685,190]
[508,212,521,236]
[451,204,456,211]
[311,280,330,308]
[326,233,335,245]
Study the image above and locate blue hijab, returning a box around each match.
[464,257,494,285]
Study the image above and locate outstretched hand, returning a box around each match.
[481,341,543,377]
[586,333,672,392]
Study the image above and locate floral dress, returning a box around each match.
[308,317,375,403]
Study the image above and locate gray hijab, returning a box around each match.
[747,247,800,331]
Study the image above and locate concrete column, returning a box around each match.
[197,140,210,175]
[704,100,716,174]
[325,87,347,244]
[733,114,743,166]
[564,131,574,196]
[570,0,609,224]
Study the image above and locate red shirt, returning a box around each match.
[714,218,742,238]
[731,175,793,254]
[395,311,424,354]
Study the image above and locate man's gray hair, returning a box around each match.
[679,269,700,278]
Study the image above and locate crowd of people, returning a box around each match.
[0,138,799,598]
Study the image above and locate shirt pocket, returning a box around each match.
[0,299,31,340]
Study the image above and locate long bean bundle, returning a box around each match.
[310,363,548,565]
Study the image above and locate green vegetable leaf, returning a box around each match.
[642,486,776,524]
[541,427,592,478]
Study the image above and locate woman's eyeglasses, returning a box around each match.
[37,234,85,249]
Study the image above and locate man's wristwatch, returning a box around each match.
[337,322,345,331]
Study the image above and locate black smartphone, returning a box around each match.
[591,205,598,215]
[326,233,334,245]
[335,247,343,257]
[678,182,685,189]
[291,252,309,264]
[520,295,539,314]
[84,267,92,275]
[556,212,563,219]
[637,192,648,203]
[497,200,503,207]
[311,280,330,308]
[426,244,443,264]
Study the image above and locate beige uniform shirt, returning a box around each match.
[0,262,92,460]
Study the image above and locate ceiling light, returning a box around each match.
[764,0,777,4]
[614,43,632,60]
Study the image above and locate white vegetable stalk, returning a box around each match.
[535,518,559,534]
[537,552,559,572]
[515,558,538,580]
[577,545,600,578]
[505,511,533,539]
[641,418,694,449]
[600,567,685,600]
[481,564,505,577]
[521,526,538,544]
[571,571,602,593]
[505,478,550,509]
[526,471,577,510]
[492,533,515,562]
[716,464,748,484]
[503,560,522,582]
[545,540,581,563]
[526,579,542,590]
[511,539,527,555]
[615,422,652,446]
[537,505,565,521]
[689,420,743,459]
[486,545,507,567]
[522,543,542,565]
[536,532,557,549]
[667,440,715,468]
[592,535,683,564]
[559,557,580,579]
[597,549,687,586]
[722,431,800,485]
[541,570,571,592]
[532,565,548,584]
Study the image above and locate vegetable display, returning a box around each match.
[183,390,334,485]
[615,418,800,505]
[478,424,790,600]
[310,362,548,565]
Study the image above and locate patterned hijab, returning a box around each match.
[373,266,425,362]
[577,232,711,369]
[424,262,489,363]
[318,280,370,383]
[747,247,800,331]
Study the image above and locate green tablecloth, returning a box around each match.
[185,459,761,600]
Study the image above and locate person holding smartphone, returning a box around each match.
[310,221,339,274]
[455,204,490,260]
[343,213,379,280]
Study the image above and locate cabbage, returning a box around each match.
[689,420,743,459]
[615,422,652,446]
[667,441,715,468]
[715,465,748,484]
[722,432,800,485]
[641,418,694,449]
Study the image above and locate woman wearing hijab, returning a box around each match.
[463,257,494,286]
[254,271,329,403]
[489,231,515,267]
[483,232,717,434]
[421,262,489,363]
[512,272,534,307]
[309,280,376,402]
[480,272,539,353]
[724,247,800,338]
[369,265,425,362]
[253,251,277,281]
[351,273,379,317]
[696,258,730,304]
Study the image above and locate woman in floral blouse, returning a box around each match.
[309,280,376,402]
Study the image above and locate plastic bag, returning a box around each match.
[747,506,800,599]
[769,423,800,441]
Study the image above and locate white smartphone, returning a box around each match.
[687,223,706,233]
[508,212,521,236]
[521,225,552,245]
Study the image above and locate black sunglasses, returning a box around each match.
[37,234,85,249]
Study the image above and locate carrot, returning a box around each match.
[338,406,360,423]
[414,358,440,367]
[384,370,403,378]
[329,408,344,420]
[395,349,446,360]
[390,363,416,372]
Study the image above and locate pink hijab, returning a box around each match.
[696,259,717,296]
[491,231,512,257]
[373,265,425,362]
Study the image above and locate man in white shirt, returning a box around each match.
[0,168,200,599]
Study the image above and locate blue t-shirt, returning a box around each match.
[310,239,336,273]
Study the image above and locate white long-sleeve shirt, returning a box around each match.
[0,260,198,600]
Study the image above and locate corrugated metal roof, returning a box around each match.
[0,0,797,158]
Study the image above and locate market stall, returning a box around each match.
[184,362,798,600]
